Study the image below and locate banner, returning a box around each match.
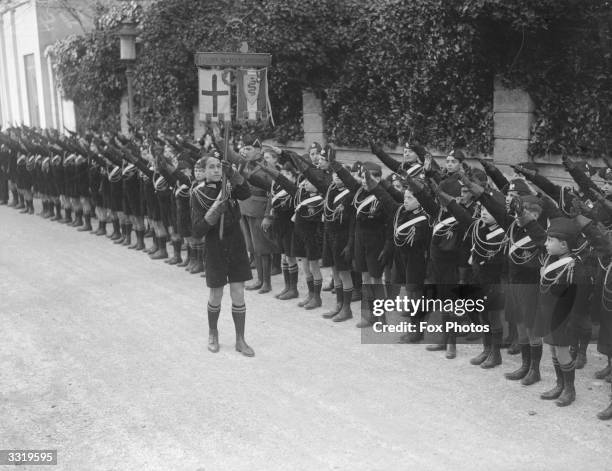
[198,68,231,122]
[236,68,274,125]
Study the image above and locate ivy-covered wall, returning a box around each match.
[51,0,611,159]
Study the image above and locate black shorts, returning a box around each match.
[101,179,111,209]
[354,228,385,278]
[205,226,253,288]
[395,246,428,285]
[78,175,89,198]
[145,183,160,221]
[176,196,191,237]
[292,225,321,261]
[110,180,123,212]
[322,227,351,271]
[124,177,142,217]
[157,191,172,227]
[139,179,148,217]
[274,215,294,257]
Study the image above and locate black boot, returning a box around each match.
[114,223,127,244]
[278,266,299,300]
[541,359,564,400]
[521,344,542,386]
[232,304,254,357]
[166,241,183,265]
[27,199,34,214]
[61,207,72,223]
[351,271,362,298]
[271,252,281,276]
[121,223,133,246]
[129,229,142,249]
[258,254,272,294]
[298,276,314,307]
[177,244,191,267]
[399,320,425,343]
[185,243,196,270]
[505,345,531,380]
[72,209,83,226]
[94,220,106,236]
[597,384,612,420]
[109,219,121,240]
[189,244,204,273]
[595,357,612,379]
[150,236,168,259]
[304,278,322,310]
[146,235,158,254]
[575,331,590,369]
[332,289,353,322]
[446,334,457,359]
[556,361,576,407]
[356,285,374,328]
[78,214,92,232]
[470,333,491,365]
[246,255,263,290]
[207,302,221,353]
[135,230,146,250]
[481,330,503,368]
[598,401,612,420]
[503,322,517,348]
[275,263,290,299]
[51,203,62,221]
[323,284,343,319]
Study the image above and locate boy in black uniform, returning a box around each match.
[311,147,355,322]
[266,160,300,301]
[478,191,547,386]
[363,171,431,341]
[191,153,254,357]
[330,160,388,328]
[523,215,590,406]
[449,177,507,367]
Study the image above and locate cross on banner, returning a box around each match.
[198,69,231,122]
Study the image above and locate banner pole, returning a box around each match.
[219,120,230,240]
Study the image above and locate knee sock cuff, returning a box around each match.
[231,303,246,313]
[560,360,576,372]
[207,302,221,312]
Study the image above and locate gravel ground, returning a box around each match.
[1,203,611,471]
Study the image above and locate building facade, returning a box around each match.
[0,0,95,130]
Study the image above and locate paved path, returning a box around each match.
[1,204,611,471]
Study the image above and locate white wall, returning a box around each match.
[0,0,81,131]
[0,1,40,126]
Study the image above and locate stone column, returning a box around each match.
[302,89,325,151]
[493,79,535,171]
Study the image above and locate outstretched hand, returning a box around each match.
[221,159,234,177]
[562,154,576,171]
[459,173,484,197]
[512,164,536,178]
